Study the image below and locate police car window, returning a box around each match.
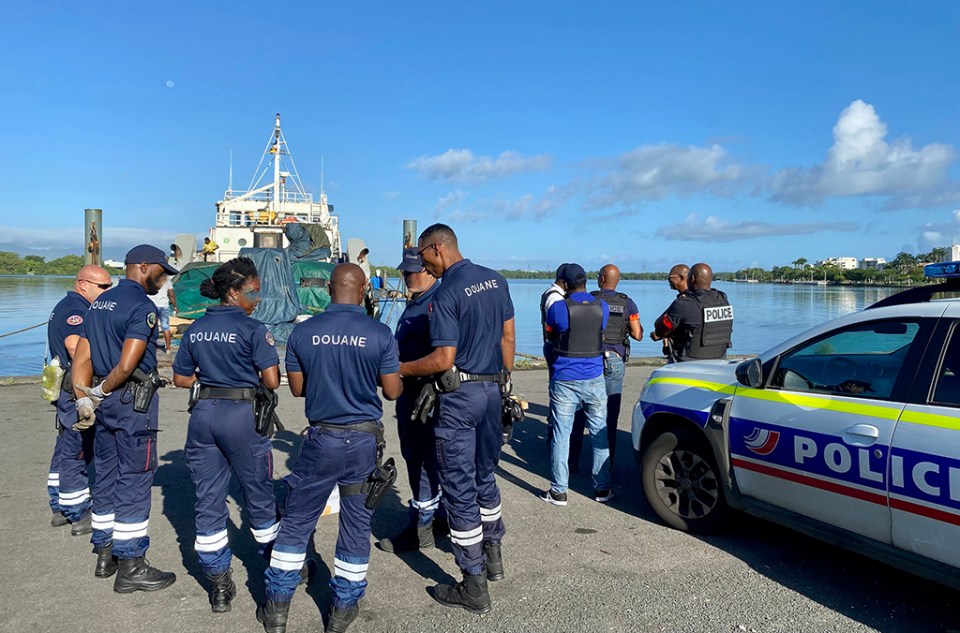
[932,326,960,407]
[772,320,920,400]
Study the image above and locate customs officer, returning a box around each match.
[378,247,443,553]
[399,223,515,614]
[172,257,281,613]
[46,265,111,533]
[71,244,178,592]
[259,263,401,633]
[653,262,733,361]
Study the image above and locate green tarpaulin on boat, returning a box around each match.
[292,260,335,315]
[171,262,220,319]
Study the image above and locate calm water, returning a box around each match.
[0,276,902,377]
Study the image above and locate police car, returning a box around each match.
[632,263,960,589]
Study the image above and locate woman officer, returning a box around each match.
[172,257,280,613]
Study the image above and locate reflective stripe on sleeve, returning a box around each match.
[333,558,368,582]
[449,525,483,546]
[195,529,229,552]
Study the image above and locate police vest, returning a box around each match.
[555,297,604,358]
[540,287,564,342]
[686,289,733,360]
[592,290,630,351]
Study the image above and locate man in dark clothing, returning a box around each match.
[650,264,689,360]
[653,263,733,362]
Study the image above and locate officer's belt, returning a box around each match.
[458,371,501,383]
[311,421,385,498]
[198,386,257,401]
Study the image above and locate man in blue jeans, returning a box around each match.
[541,263,612,505]
[569,263,643,475]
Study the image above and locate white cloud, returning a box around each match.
[770,100,958,207]
[433,186,572,223]
[918,209,960,252]
[584,144,746,210]
[407,149,551,183]
[165,80,175,88]
[0,226,181,250]
[433,189,466,216]
[655,213,859,243]
[382,190,402,200]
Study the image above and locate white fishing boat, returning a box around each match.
[207,113,341,262]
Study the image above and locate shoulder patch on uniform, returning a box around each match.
[147,311,157,329]
[67,315,83,326]
[265,331,276,347]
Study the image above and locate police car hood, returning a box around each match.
[650,358,741,383]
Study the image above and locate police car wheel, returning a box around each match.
[641,428,728,533]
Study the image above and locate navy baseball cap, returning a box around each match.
[397,247,424,273]
[555,263,570,281]
[125,244,179,276]
[560,263,587,286]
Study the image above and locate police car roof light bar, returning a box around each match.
[867,271,960,310]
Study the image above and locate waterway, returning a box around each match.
[0,275,903,377]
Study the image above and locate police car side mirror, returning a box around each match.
[736,357,763,388]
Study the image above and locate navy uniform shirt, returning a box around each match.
[656,290,704,357]
[48,291,90,370]
[429,259,514,375]
[173,305,279,388]
[286,304,400,425]
[395,280,439,363]
[81,279,158,377]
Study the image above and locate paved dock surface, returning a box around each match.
[2,368,958,633]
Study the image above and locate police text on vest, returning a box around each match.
[703,306,733,322]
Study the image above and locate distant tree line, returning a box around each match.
[0,252,123,276]
[727,248,949,286]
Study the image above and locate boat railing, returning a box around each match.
[222,190,314,204]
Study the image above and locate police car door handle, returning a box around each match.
[842,423,880,446]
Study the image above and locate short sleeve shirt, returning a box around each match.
[395,280,438,363]
[594,288,640,357]
[173,305,279,388]
[546,291,609,381]
[82,278,158,377]
[429,259,515,375]
[657,291,702,356]
[286,304,400,424]
[48,291,90,371]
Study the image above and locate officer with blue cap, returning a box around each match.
[258,263,402,633]
[172,257,281,613]
[378,247,444,553]
[399,224,515,614]
[45,265,112,534]
[71,244,178,592]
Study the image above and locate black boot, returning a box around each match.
[113,557,177,593]
[483,541,504,581]
[51,512,69,527]
[70,510,92,536]
[94,543,118,578]
[256,599,290,633]
[325,604,359,633]
[299,557,317,586]
[431,573,492,614]
[378,522,434,553]
[207,568,237,613]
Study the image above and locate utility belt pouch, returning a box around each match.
[435,367,461,393]
[60,369,73,394]
[254,385,284,438]
[501,395,525,445]
[603,351,612,375]
[130,369,162,413]
[187,381,201,412]
[412,382,438,425]
[362,457,397,509]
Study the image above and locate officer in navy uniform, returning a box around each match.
[172,257,281,613]
[399,223,515,614]
[46,265,112,533]
[378,247,444,553]
[71,244,178,592]
[259,263,401,633]
[652,262,733,361]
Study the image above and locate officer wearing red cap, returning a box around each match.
[71,244,179,592]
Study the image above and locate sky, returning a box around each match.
[2,1,958,272]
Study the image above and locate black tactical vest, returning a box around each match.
[592,290,630,349]
[555,297,604,358]
[686,289,733,360]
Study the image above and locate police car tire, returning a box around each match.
[641,428,728,533]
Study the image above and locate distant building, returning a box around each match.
[103,259,124,269]
[818,257,858,270]
[951,244,960,262]
[860,257,886,270]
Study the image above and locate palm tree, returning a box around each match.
[792,257,808,269]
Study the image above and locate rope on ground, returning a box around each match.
[0,321,46,339]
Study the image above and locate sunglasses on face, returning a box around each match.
[81,279,113,289]
[417,243,438,257]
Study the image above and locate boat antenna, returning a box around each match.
[321,156,325,193]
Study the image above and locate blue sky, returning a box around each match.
[2,1,958,272]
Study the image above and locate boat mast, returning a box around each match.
[273,113,282,215]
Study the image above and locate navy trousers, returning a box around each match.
[265,425,377,608]
[396,388,442,526]
[49,391,94,521]
[90,386,159,558]
[434,381,505,576]
[186,399,278,574]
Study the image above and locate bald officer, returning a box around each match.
[46,265,112,533]
[400,223,515,615]
[259,263,401,633]
[72,244,178,592]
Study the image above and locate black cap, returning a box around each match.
[555,263,570,281]
[125,244,179,276]
[397,247,424,273]
[560,263,587,286]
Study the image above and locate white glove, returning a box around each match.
[89,381,111,400]
[74,396,97,431]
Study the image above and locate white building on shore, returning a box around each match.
[860,257,886,270]
[818,256,858,270]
